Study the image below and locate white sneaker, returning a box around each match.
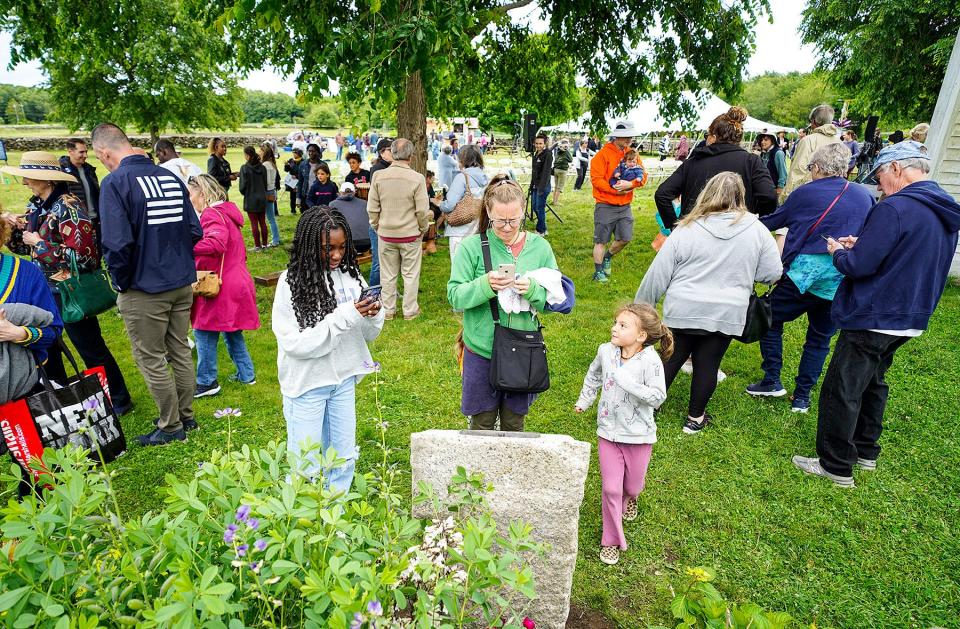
[791,455,855,488]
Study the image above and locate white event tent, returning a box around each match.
[542,92,796,135]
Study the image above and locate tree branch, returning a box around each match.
[490,0,536,14]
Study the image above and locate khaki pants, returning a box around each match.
[378,238,422,318]
[117,285,195,432]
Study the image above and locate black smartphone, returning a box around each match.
[358,284,382,303]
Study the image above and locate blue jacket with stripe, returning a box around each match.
[99,155,202,293]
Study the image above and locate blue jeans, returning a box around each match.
[758,275,836,399]
[194,329,256,386]
[368,225,380,286]
[336,146,343,160]
[265,200,281,245]
[531,186,550,234]
[283,377,357,492]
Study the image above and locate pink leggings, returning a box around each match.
[598,437,653,549]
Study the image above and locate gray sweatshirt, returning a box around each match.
[635,211,782,336]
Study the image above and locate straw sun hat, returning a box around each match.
[0,151,77,182]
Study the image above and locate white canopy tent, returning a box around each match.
[542,91,796,135]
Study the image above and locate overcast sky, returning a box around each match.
[0,0,815,96]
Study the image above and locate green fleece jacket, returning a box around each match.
[447,230,558,359]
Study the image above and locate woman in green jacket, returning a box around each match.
[447,174,559,431]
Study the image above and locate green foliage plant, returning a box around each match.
[0,373,544,628]
[652,567,800,629]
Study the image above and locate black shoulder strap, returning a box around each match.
[479,231,500,324]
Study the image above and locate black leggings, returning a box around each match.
[288,188,297,214]
[663,330,732,417]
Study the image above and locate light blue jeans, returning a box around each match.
[283,377,357,492]
[265,199,281,246]
[194,329,256,386]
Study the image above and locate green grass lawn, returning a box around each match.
[1,150,959,627]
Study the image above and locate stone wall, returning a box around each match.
[0,134,287,152]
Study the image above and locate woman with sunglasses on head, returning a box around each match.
[447,174,559,432]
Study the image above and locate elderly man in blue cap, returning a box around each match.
[792,141,960,487]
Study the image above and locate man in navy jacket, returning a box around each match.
[92,123,203,447]
[793,141,960,487]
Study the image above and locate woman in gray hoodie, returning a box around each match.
[636,172,782,434]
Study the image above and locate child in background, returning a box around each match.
[609,149,645,187]
[272,208,384,492]
[307,162,339,208]
[575,303,673,566]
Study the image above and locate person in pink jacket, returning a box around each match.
[187,174,261,398]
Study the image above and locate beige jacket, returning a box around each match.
[367,162,429,238]
[783,123,841,199]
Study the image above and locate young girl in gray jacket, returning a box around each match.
[576,303,674,566]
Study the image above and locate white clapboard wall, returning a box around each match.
[928,32,960,276]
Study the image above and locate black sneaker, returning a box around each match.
[682,413,713,435]
[153,417,199,431]
[194,381,221,398]
[137,428,186,447]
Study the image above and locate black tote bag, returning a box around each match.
[480,232,550,394]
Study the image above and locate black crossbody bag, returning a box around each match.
[480,231,551,393]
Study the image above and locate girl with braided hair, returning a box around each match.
[272,206,384,491]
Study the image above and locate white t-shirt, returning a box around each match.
[159,158,202,184]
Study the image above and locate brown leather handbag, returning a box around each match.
[446,173,483,227]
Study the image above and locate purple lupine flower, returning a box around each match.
[254,538,267,552]
[350,612,365,629]
[247,517,260,530]
[235,505,251,522]
[82,397,102,413]
[224,523,238,544]
[367,599,383,616]
[249,561,261,572]
[236,544,249,557]
[214,407,243,419]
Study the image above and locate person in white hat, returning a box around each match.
[588,121,648,282]
[0,151,134,415]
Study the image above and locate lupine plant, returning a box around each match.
[0,367,544,628]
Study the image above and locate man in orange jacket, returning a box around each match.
[590,120,647,282]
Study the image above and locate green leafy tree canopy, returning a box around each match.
[1,0,243,143]
[192,0,770,170]
[800,0,959,124]
[735,71,837,128]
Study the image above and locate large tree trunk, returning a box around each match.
[397,71,427,175]
[149,124,160,150]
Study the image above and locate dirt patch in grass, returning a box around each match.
[566,602,618,629]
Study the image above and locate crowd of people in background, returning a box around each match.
[0,103,957,570]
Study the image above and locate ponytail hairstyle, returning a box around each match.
[208,137,224,155]
[477,173,525,233]
[618,303,674,359]
[243,145,261,165]
[708,106,748,144]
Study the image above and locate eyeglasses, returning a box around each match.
[489,217,523,228]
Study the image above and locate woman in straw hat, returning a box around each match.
[1,151,133,414]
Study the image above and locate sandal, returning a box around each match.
[623,497,638,522]
[599,546,620,565]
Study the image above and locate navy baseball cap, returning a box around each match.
[865,140,928,184]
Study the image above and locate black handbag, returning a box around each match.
[738,181,850,345]
[480,232,550,393]
[736,290,773,344]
